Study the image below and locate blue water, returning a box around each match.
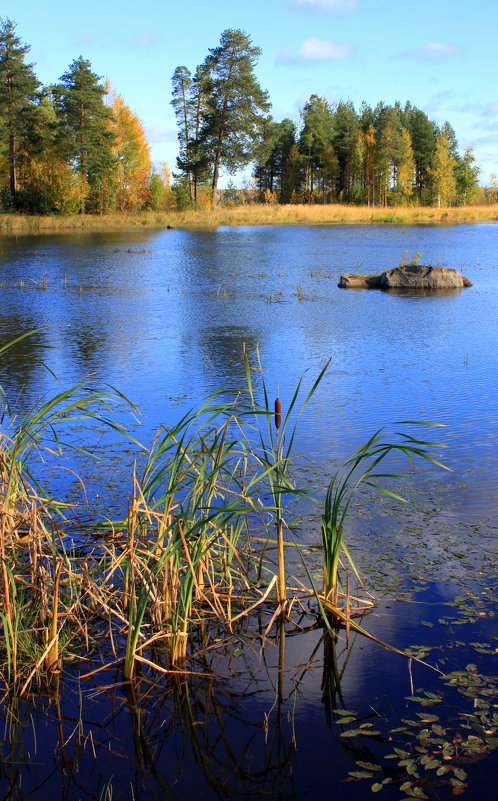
[1,223,497,801]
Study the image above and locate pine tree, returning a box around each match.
[53,57,115,212]
[455,146,479,205]
[404,104,437,201]
[299,95,334,200]
[199,29,270,205]
[254,118,296,201]
[171,64,213,203]
[0,18,40,204]
[331,102,358,202]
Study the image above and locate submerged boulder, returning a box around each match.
[337,273,382,289]
[338,264,472,290]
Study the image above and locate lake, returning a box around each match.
[0,223,497,801]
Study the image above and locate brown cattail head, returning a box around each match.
[274,397,282,430]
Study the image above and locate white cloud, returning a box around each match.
[278,37,352,64]
[403,42,462,63]
[294,0,358,10]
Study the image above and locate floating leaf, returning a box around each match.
[356,761,382,772]
[349,770,374,779]
[332,708,357,716]
[371,783,383,793]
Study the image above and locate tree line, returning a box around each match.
[0,18,170,214]
[0,19,487,215]
[172,30,480,208]
[254,98,479,207]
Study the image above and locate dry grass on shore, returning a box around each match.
[1,203,497,235]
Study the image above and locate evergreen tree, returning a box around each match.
[404,104,437,201]
[171,65,193,197]
[171,63,215,203]
[18,91,87,213]
[331,101,358,202]
[53,57,115,212]
[199,29,271,205]
[362,122,376,206]
[440,121,459,160]
[0,18,40,204]
[299,95,334,199]
[282,143,303,203]
[254,118,297,201]
[455,146,479,205]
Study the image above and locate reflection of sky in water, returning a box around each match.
[0,223,497,524]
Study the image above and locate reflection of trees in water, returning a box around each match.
[66,326,112,375]
[196,326,263,388]
[0,316,49,410]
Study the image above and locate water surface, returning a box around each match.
[1,223,497,801]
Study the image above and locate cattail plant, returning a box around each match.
[244,345,330,617]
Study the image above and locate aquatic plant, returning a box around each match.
[319,424,450,619]
[0,330,451,695]
[243,345,330,614]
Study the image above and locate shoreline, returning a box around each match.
[1,203,498,235]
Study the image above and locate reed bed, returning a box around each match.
[1,203,498,235]
[0,337,447,695]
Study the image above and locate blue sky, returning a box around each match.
[9,0,498,185]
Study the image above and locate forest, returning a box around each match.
[0,19,491,215]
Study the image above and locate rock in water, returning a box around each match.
[379,264,472,289]
[338,264,473,289]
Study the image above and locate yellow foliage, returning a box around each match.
[107,86,152,212]
[19,155,88,214]
[264,188,278,205]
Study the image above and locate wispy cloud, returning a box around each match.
[72,30,159,51]
[131,32,158,49]
[448,100,498,117]
[293,0,358,10]
[424,90,455,114]
[471,133,498,147]
[278,37,352,65]
[403,42,462,63]
[146,127,176,144]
